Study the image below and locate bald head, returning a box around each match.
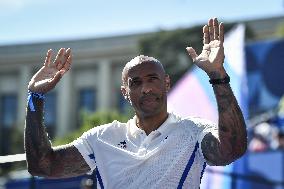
[122,55,165,86]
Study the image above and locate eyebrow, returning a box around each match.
[128,72,162,83]
[129,73,159,80]
[146,73,160,77]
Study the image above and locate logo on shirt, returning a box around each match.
[162,136,169,143]
[88,153,96,163]
[118,140,127,149]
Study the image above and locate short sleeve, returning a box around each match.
[72,127,99,174]
[190,117,218,164]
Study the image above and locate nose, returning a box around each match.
[141,82,153,94]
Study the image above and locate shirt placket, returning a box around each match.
[138,131,161,155]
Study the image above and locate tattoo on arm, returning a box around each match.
[202,73,247,166]
[48,144,90,178]
[24,97,90,178]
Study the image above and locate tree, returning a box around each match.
[276,23,284,37]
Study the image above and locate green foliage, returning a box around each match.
[276,23,284,38]
[10,127,24,154]
[53,111,133,146]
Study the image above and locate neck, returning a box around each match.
[136,111,168,135]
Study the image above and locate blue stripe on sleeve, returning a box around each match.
[200,162,207,183]
[177,142,199,189]
[88,153,104,189]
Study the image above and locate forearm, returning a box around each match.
[24,92,53,176]
[24,92,90,178]
[213,82,247,162]
[190,18,247,165]
[24,49,88,178]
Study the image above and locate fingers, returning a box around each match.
[213,18,219,40]
[60,48,71,70]
[203,17,223,43]
[208,18,214,42]
[44,49,53,67]
[186,47,198,62]
[203,25,209,44]
[219,22,224,43]
[48,62,71,91]
[61,48,71,69]
[62,51,72,72]
[54,48,65,69]
[51,48,72,70]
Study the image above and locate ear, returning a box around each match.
[165,74,171,92]
[121,85,129,101]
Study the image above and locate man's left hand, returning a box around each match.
[186,18,226,79]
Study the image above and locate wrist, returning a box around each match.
[209,75,230,85]
[207,68,227,80]
[27,90,45,112]
[28,90,45,99]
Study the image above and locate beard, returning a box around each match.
[137,92,167,117]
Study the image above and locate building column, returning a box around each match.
[56,71,73,137]
[98,59,111,111]
[17,65,31,130]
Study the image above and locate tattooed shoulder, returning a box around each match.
[201,133,231,166]
[48,144,90,178]
[28,144,91,178]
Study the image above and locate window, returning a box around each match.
[0,94,17,128]
[0,94,17,156]
[79,88,96,113]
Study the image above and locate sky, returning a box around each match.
[1,0,284,45]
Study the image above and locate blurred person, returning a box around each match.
[249,122,279,152]
[277,132,284,149]
[248,123,270,152]
[24,18,247,189]
[273,124,284,150]
[248,134,268,152]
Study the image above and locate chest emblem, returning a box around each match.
[118,140,127,149]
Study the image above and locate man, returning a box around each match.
[25,18,247,189]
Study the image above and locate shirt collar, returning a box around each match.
[128,113,177,136]
[156,113,176,134]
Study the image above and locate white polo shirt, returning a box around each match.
[72,113,218,189]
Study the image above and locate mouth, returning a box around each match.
[140,95,159,105]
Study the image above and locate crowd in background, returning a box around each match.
[249,96,284,152]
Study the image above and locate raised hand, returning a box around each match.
[28,48,72,94]
[186,18,226,79]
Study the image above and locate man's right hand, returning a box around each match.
[28,48,72,94]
